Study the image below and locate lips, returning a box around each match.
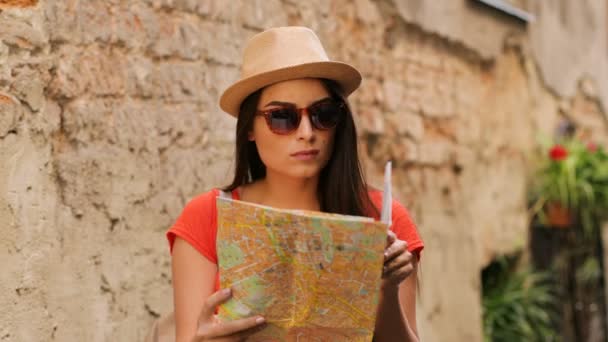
[290,149,320,157]
[290,150,319,160]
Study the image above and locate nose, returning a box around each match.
[296,109,315,142]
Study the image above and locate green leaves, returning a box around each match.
[482,255,558,342]
[531,139,608,234]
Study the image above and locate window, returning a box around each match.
[474,0,535,23]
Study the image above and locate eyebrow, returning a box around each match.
[263,96,331,108]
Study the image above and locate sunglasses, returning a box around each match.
[255,98,346,135]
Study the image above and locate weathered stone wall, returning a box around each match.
[1,1,606,341]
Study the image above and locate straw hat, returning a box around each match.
[219,26,362,117]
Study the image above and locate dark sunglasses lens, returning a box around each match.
[268,108,299,134]
[311,101,342,129]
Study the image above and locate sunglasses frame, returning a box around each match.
[255,98,346,135]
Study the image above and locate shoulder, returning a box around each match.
[172,188,222,229]
[166,188,222,260]
[367,188,424,255]
[366,188,410,220]
[183,188,220,212]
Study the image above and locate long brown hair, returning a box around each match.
[223,79,378,218]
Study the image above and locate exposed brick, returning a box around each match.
[0,0,37,9]
[49,46,127,99]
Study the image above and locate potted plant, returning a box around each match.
[530,138,608,233]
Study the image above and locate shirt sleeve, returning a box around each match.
[166,189,219,264]
[390,199,424,259]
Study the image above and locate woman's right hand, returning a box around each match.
[191,288,266,342]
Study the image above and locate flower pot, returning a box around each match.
[545,202,574,228]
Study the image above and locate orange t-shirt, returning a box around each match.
[166,188,424,291]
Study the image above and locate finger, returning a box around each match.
[210,316,266,338]
[386,230,396,247]
[200,288,232,320]
[224,320,268,341]
[383,252,413,276]
[390,262,415,281]
[391,263,415,282]
[384,240,408,263]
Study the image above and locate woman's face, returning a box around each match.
[251,78,336,180]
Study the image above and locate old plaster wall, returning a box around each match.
[391,0,608,113]
[1,0,607,341]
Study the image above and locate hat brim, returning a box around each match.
[219,61,362,117]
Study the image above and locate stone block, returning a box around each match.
[204,63,240,101]
[386,111,424,141]
[55,145,160,220]
[0,92,21,137]
[418,136,453,166]
[44,0,113,44]
[62,98,204,153]
[126,57,206,102]
[354,0,381,24]
[49,46,127,99]
[112,3,159,50]
[200,21,246,64]
[420,93,456,118]
[238,0,287,30]
[357,106,385,134]
[0,14,47,49]
[143,0,212,16]
[383,79,407,112]
[391,137,419,164]
[149,13,206,60]
[11,66,45,111]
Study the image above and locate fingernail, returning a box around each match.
[223,288,232,296]
[384,252,388,258]
[256,317,265,324]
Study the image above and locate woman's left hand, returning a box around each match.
[381,230,415,289]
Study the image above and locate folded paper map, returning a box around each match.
[216,162,393,341]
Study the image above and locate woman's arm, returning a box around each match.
[171,238,266,342]
[373,264,419,342]
[373,229,420,342]
[171,237,218,342]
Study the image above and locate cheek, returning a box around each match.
[318,131,336,162]
[252,120,286,166]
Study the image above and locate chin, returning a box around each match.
[272,160,326,179]
[287,165,324,179]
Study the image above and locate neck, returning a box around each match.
[252,170,320,211]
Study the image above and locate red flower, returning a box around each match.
[549,145,568,161]
[587,142,597,152]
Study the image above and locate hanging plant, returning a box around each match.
[530,138,608,233]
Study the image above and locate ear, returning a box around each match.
[248,131,255,141]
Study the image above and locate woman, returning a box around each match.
[167,26,424,342]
